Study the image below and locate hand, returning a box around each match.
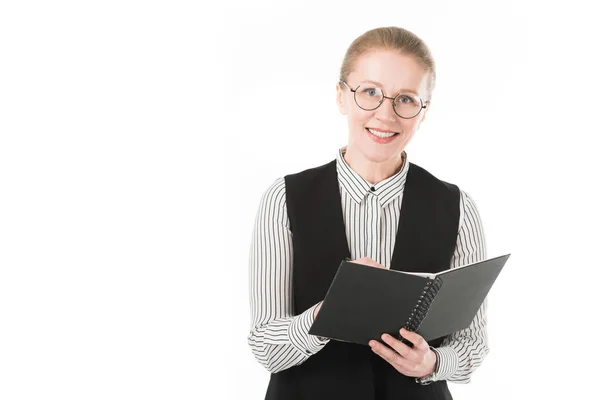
[313,301,323,319]
[350,257,387,269]
[369,328,437,378]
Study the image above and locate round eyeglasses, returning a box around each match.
[340,80,428,119]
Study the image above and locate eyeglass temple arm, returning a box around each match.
[339,80,354,91]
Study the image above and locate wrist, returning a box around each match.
[430,347,439,374]
[415,347,439,385]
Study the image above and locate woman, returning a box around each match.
[247,26,488,400]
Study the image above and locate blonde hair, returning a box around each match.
[339,27,436,100]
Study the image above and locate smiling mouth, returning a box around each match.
[366,127,399,138]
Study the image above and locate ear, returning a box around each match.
[336,83,347,115]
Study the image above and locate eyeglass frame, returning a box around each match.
[339,80,429,119]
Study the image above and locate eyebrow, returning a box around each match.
[360,79,420,96]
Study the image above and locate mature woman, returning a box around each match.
[248,26,489,400]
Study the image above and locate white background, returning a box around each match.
[1,1,598,399]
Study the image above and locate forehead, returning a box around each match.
[349,49,428,95]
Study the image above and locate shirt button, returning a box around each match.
[370,186,376,192]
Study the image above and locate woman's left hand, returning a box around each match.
[369,328,437,378]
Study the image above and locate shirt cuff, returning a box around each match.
[288,303,330,356]
[432,346,459,381]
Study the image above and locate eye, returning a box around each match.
[397,95,415,104]
[361,87,380,97]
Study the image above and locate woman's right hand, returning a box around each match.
[352,257,387,269]
[313,257,387,319]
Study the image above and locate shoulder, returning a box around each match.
[454,188,485,234]
[284,159,336,184]
[258,159,336,210]
[282,160,337,206]
[408,161,460,197]
[409,161,479,210]
[258,177,287,210]
[459,189,483,216]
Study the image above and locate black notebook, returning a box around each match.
[308,254,510,346]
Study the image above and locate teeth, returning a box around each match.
[368,128,396,138]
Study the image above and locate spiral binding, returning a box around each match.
[400,276,443,346]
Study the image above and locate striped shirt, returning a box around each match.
[247,147,489,383]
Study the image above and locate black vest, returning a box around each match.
[265,159,460,400]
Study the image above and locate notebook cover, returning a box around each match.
[417,254,509,340]
[308,254,509,345]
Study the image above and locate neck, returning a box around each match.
[343,147,405,185]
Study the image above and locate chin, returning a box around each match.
[350,130,404,157]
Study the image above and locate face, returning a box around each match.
[336,48,431,164]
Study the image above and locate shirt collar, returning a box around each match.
[335,146,410,207]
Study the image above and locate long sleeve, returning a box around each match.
[432,190,490,383]
[247,178,329,374]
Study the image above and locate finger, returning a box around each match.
[380,333,421,363]
[369,339,416,373]
[365,257,386,268]
[364,258,386,269]
[353,257,385,269]
[400,328,429,352]
[360,257,376,265]
[361,259,375,266]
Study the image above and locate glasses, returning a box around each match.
[340,80,428,119]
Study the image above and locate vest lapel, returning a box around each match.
[391,163,457,274]
[390,164,428,273]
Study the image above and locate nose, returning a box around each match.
[375,97,397,123]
